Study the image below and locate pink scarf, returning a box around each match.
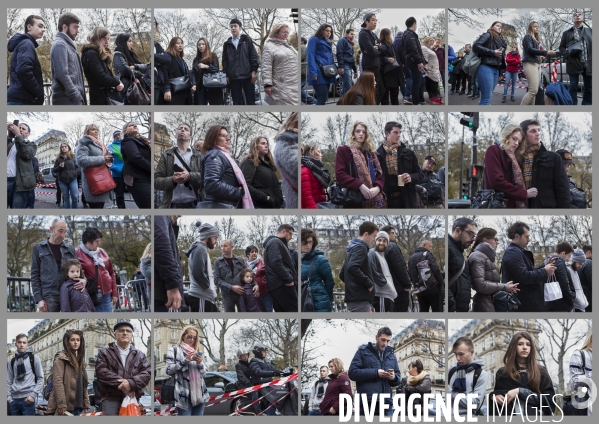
[180,342,203,407]
[217,146,254,209]
[503,146,526,209]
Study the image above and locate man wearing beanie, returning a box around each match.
[569,249,589,312]
[222,18,259,105]
[185,221,221,312]
[368,231,398,312]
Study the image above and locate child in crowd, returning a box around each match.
[60,259,96,312]
[237,269,265,312]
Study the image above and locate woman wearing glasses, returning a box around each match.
[261,24,299,105]
[468,228,519,312]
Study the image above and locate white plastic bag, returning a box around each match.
[544,275,563,302]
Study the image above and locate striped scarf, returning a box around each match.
[383,143,399,175]
[522,144,540,189]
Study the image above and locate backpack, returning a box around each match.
[413,252,438,294]
[462,36,484,76]
[10,354,38,380]
[448,366,484,414]
[43,374,54,401]
[423,176,443,204]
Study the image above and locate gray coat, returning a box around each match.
[214,255,246,298]
[468,242,507,312]
[185,241,217,303]
[30,239,77,303]
[262,38,299,105]
[274,130,298,209]
[76,136,110,205]
[50,32,86,105]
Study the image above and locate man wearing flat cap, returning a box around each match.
[95,321,151,415]
[222,18,259,105]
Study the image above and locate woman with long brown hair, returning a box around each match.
[81,27,124,105]
[121,121,151,209]
[379,28,401,105]
[47,330,90,416]
[76,124,113,208]
[334,121,385,208]
[490,331,556,416]
[468,228,519,312]
[53,142,79,209]
[240,136,283,208]
[192,37,223,105]
[163,37,195,105]
[473,21,507,105]
[337,71,376,105]
[520,21,556,105]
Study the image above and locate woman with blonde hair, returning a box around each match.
[274,112,299,208]
[53,142,79,209]
[521,21,556,105]
[320,358,352,415]
[165,326,208,415]
[334,121,385,208]
[483,124,537,208]
[262,24,299,105]
[567,330,592,415]
[240,136,283,208]
[163,37,194,105]
[81,27,124,105]
[421,37,443,105]
[76,124,113,208]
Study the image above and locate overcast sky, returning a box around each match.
[448,215,573,229]
[372,9,443,32]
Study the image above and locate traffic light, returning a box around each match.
[291,9,299,24]
[468,165,484,181]
[461,183,469,199]
[460,112,479,131]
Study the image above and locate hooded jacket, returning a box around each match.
[7,33,44,104]
[263,235,297,291]
[81,45,121,105]
[301,249,335,312]
[320,372,352,415]
[543,254,575,312]
[525,142,570,208]
[469,242,507,312]
[155,146,203,209]
[447,358,489,416]
[501,242,548,312]
[348,342,400,401]
[7,348,44,401]
[7,134,37,192]
[50,32,86,105]
[95,342,151,401]
[340,238,375,304]
[222,34,259,80]
[448,235,471,312]
[185,241,217,303]
[47,351,90,413]
[261,37,299,105]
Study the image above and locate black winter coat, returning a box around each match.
[448,235,471,312]
[191,53,219,88]
[7,33,44,105]
[112,50,144,91]
[544,255,575,312]
[202,149,243,207]
[52,155,79,184]
[524,143,570,209]
[473,32,506,68]
[263,235,297,292]
[409,247,443,295]
[559,26,592,76]
[376,143,424,209]
[80,47,121,105]
[385,242,412,292]
[380,43,400,88]
[340,239,375,304]
[163,54,192,105]
[154,215,186,307]
[451,57,464,74]
[578,259,592,312]
[249,357,277,385]
[235,360,252,388]
[222,34,259,80]
[402,29,425,65]
[521,34,548,64]
[501,242,547,312]
[121,135,151,182]
[240,157,283,209]
[358,29,381,69]
[154,42,170,92]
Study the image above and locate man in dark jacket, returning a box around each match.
[154,215,184,312]
[153,19,170,105]
[263,224,297,312]
[7,15,45,105]
[214,240,249,312]
[222,19,259,105]
[416,156,444,209]
[501,221,556,312]
[7,122,37,209]
[348,327,400,416]
[235,349,252,388]
[341,221,378,312]
[448,217,477,312]
[393,31,411,103]
[381,225,412,312]
[249,343,281,416]
[336,29,357,96]
[402,17,425,106]
[543,242,576,312]
[520,119,570,209]
[409,239,443,312]
[95,321,151,416]
[558,11,592,105]
[579,245,592,312]
[376,121,424,209]
[556,149,586,208]
[358,13,384,104]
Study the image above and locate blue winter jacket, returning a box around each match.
[7,33,44,105]
[348,342,400,401]
[107,139,124,177]
[545,81,573,105]
[336,37,356,70]
[447,45,457,64]
[306,36,336,85]
[301,249,335,312]
[393,34,404,65]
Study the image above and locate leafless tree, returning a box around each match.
[93,111,151,137]
[418,12,446,40]
[300,9,381,40]
[543,8,592,28]
[197,319,241,365]
[448,9,503,31]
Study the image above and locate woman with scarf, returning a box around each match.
[397,360,431,416]
[244,245,272,312]
[47,330,90,416]
[473,21,507,105]
[301,143,331,209]
[468,228,519,312]
[53,142,79,209]
[76,124,113,209]
[240,136,283,208]
[567,331,592,416]
[201,125,254,209]
[334,121,386,209]
[301,229,335,312]
[490,332,556,417]
[165,326,208,416]
[121,121,151,209]
[320,358,352,415]
[274,112,299,209]
[483,124,538,208]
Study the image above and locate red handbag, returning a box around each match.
[84,164,116,195]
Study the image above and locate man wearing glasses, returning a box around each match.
[95,321,151,416]
[448,217,477,312]
[558,11,592,105]
[519,119,570,209]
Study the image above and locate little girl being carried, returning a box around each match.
[60,259,96,312]
[237,269,265,312]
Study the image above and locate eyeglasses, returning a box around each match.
[465,230,477,238]
[302,240,314,245]
[185,335,197,340]
[280,31,289,35]
[493,238,500,243]
[117,329,133,334]
[219,133,230,139]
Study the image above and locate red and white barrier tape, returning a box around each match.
[81,411,103,416]
[206,373,298,403]
[257,385,298,416]
[155,406,177,416]
[228,386,281,416]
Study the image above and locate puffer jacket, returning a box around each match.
[7,134,37,192]
[240,157,283,209]
[473,32,507,68]
[249,357,277,385]
[76,246,117,298]
[95,342,151,401]
[469,242,507,312]
[274,130,298,209]
[262,37,298,105]
[421,44,441,82]
[301,249,335,312]
[81,46,121,105]
[263,235,297,291]
[448,235,471,312]
[397,372,431,411]
[501,242,547,312]
[348,342,400,401]
[47,351,90,413]
[154,146,203,209]
[202,148,243,207]
[521,34,548,64]
[320,372,352,415]
[408,247,442,295]
[402,28,425,65]
[53,155,79,184]
[543,254,575,312]
[505,51,521,72]
[7,33,44,105]
[306,36,336,85]
[222,34,259,80]
[76,136,110,204]
[301,164,327,208]
[524,143,570,209]
[559,26,592,75]
[340,238,375,304]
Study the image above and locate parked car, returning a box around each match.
[139,391,161,414]
[40,167,56,185]
[204,371,244,415]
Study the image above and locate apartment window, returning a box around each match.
[98,333,104,344]
[171,329,178,340]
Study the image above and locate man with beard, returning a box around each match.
[50,12,86,105]
[448,217,477,312]
[263,224,297,312]
[368,231,398,312]
[184,221,220,312]
[380,225,412,312]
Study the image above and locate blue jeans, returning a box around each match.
[7,179,30,208]
[177,403,205,416]
[58,179,79,209]
[95,293,113,312]
[568,72,592,105]
[69,408,83,416]
[301,77,315,104]
[9,397,36,415]
[27,189,35,208]
[341,65,354,95]
[503,71,518,96]
[403,67,413,99]
[407,62,423,105]
[261,292,274,312]
[477,64,499,105]
[8,101,29,105]
[308,409,322,415]
[312,84,329,105]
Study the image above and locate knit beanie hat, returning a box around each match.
[376,231,389,242]
[571,249,586,264]
[196,221,220,240]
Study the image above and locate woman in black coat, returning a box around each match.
[163,37,194,105]
[81,27,124,105]
[473,21,506,105]
[153,19,171,105]
[240,136,283,208]
[378,28,400,105]
[113,33,147,104]
[121,122,152,209]
[192,38,223,105]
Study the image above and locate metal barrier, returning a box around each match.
[331,290,421,312]
[7,277,34,312]
[301,61,341,104]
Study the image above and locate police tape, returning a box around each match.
[256,385,298,416]
[81,409,152,416]
[154,407,177,416]
[206,373,298,403]
[228,386,282,416]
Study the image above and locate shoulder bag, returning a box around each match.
[85,265,103,306]
[470,189,507,209]
[327,161,363,206]
[301,259,316,312]
[160,347,178,404]
[173,149,204,201]
[84,163,116,195]
[127,78,151,105]
[203,72,228,88]
[492,290,521,312]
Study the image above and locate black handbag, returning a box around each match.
[567,40,583,56]
[383,60,400,73]
[563,350,589,415]
[127,80,151,105]
[318,61,337,77]
[301,259,316,312]
[170,76,191,94]
[196,201,235,209]
[160,347,177,404]
[492,290,521,312]
[103,88,123,106]
[85,265,103,306]
[470,190,507,209]
[327,162,362,206]
[203,72,227,88]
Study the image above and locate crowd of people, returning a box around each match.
[448,218,592,313]
[8,322,151,416]
[304,14,446,105]
[154,18,298,106]
[8,13,150,106]
[301,121,444,209]
[155,113,298,209]
[155,217,298,313]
